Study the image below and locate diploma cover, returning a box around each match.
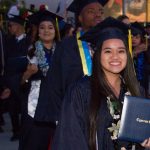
[118,95,150,143]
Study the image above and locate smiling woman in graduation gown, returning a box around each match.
[52,17,150,150]
[52,77,116,150]
[19,10,63,150]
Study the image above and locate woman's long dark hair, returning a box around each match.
[88,38,141,150]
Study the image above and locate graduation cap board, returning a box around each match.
[7,5,27,25]
[67,0,108,13]
[131,22,146,36]
[27,10,63,25]
[79,16,133,56]
[79,16,130,46]
[7,14,26,25]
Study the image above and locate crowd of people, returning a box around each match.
[0,0,150,150]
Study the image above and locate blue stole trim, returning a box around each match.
[77,31,92,76]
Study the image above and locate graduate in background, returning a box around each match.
[52,17,150,150]
[51,0,108,123]
[60,23,75,39]
[131,22,147,96]
[19,10,63,150]
[4,10,31,141]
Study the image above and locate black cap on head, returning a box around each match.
[67,0,108,13]
[7,14,25,25]
[131,22,146,36]
[79,17,130,46]
[27,10,63,25]
[27,12,38,25]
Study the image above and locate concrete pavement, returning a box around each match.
[0,113,19,150]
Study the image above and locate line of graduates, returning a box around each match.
[0,10,31,141]
[0,0,150,150]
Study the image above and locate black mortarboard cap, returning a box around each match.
[27,12,38,25]
[131,22,146,36]
[28,10,63,25]
[27,10,63,25]
[7,14,25,25]
[79,17,130,46]
[67,0,108,13]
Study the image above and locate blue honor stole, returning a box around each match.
[76,31,92,76]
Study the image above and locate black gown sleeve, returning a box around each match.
[52,80,90,150]
[60,36,83,95]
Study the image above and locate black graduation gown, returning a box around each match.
[60,36,84,94]
[61,36,84,91]
[5,35,31,96]
[21,42,62,123]
[0,29,6,90]
[0,29,6,76]
[19,44,62,150]
[35,42,63,122]
[50,35,86,121]
[52,77,115,150]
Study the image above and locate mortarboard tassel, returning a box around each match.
[56,17,61,41]
[128,28,136,75]
[128,29,132,57]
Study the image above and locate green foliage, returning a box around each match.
[0,0,17,13]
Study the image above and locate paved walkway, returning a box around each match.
[0,113,19,150]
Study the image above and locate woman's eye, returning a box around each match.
[104,50,111,53]
[39,26,45,29]
[119,49,126,53]
[49,27,54,30]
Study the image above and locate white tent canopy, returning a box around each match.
[24,0,73,15]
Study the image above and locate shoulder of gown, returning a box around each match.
[52,77,91,150]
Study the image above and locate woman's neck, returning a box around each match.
[43,41,54,49]
[106,74,121,98]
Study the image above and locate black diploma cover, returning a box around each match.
[118,95,150,143]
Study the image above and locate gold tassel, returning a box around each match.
[55,17,61,41]
[128,28,136,75]
[128,29,132,57]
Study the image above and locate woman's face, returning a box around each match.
[38,21,55,42]
[100,39,127,76]
[132,34,141,47]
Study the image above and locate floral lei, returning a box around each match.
[35,40,49,76]
[107,91,131,140]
